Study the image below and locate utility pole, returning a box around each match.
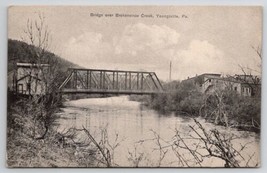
[169,60,172,82]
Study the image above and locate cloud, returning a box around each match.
[61,26,227,81]
[115,23,180,53]
[173,40,226,79]
[62,32,112,66]
[114,23,180,65]
[62,23,180,71]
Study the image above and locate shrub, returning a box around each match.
[143,81,261,132]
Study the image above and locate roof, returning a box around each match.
[184,73,221,80]
[183,73,261,85]
[17,63,50,68]
[201,73,221,76]
[182,73,221,85]
[202,75,261,85]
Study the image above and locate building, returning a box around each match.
[8,63,50,95]
[182,73,261,97]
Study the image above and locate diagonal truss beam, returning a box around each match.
[59,68,164,94]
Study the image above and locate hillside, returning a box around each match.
[8,39,78,73]
[8,39,81,93]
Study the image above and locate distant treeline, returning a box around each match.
[8,39,77,73]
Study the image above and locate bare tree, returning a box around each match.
[138,119,259,167]
[235,45,262,97]
[22,12,51,62]
[16,12,64,140]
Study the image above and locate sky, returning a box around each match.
[8,6,262,81]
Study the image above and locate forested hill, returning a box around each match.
[8,39,78,73]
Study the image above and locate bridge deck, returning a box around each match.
[61,89,165,95]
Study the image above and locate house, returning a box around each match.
[182,73,221,92]
[8,63,50,95]
[182,73,261,97]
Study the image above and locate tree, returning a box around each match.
[21,12,52,95]
[18,12,62,139]
[236,46,262,97]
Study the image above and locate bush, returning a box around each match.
[229,96,261,131]
[180,92,204,116]
[199,89,261,131]
[150,93,171,112]
[142,81,260,132]
[147,81,204,115]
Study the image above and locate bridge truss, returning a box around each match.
[59,68,164,95]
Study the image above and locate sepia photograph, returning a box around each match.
[7,6,262,168]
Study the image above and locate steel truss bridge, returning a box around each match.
[59,68,164,95]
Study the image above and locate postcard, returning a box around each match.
[7,6,262,168]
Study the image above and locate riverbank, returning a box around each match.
[129,81,261,133]
[6,94,98,167]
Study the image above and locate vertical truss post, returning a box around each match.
[116,72,119,90]
[129,72,131,90]
[103,71,106,90]
[100,71,103,89]
[125,72,127,90]
[89,70,92,89]
[137,73,139,90]
[112,71,115,90]
[86,70,89,89]
[141,73,143,90]
[71,70,74,89]
[74,70,77,89]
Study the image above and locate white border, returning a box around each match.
[0,0,265,173]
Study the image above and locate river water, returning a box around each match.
[57,96,260,167]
